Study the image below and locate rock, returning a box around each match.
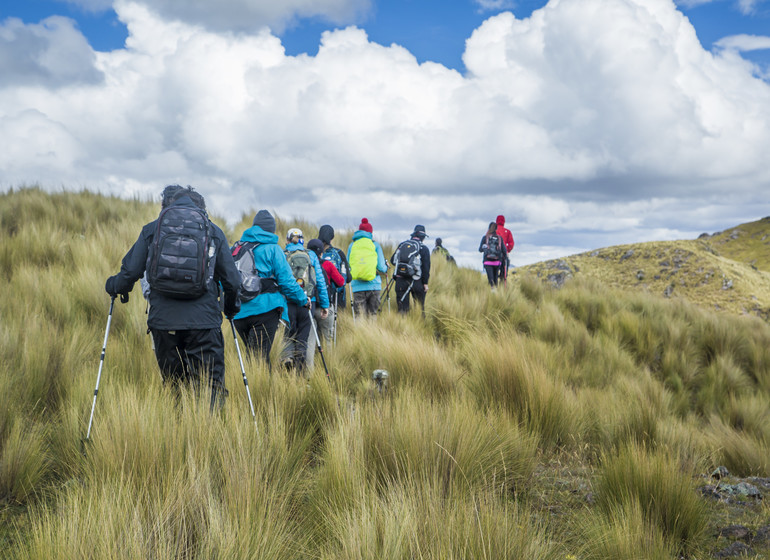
[636,270,645,281]
[712,466,730,480]
[746,477,770,491]
[664,285,674,298]
[699,485,722,500]
[753,526,770,543]
[620,249,634,262]
[715,541,754,557]
[717,525,752,540]
[732,482,762,498]
[698,232,711,239]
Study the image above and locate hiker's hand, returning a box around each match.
[119,292,129,304]
[224,300,240,319]
[304,297,312,309]
[423,284,428,293]
[105,276,118,298]
[320,308,329,320]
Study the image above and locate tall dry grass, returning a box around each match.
[3,188,770,558]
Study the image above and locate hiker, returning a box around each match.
[282,227,329,373]
[308,238,345,344]
[104,185,241,410]
[231,210,309,371]
[390,225,431,314]
[480,221,507,288]
[347,218,388,317]
[432,237,456,264]
[318,224,352,310]
[495,215,515,282]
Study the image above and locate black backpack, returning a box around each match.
[231,241,278,302]
[395,239,422,279]
[483,233,504,262]
[146,205,214,299]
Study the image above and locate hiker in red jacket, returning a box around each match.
[495,215,514,283]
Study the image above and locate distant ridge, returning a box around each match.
[517,217,770,320]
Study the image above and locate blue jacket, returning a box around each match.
[233,226,307,323]
[285,242,330,309]
[346,230,388,292]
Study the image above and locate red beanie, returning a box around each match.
[358,218,373,233]
[496,215,505,225]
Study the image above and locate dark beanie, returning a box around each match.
[358,218,373,233]
[307,238,324,256]
[318,225,335,244]
[253,209,276,233]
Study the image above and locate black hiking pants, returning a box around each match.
[151,327,227,410]
[234,307,282,370]
[485,264,502,287]
[395,277,426,314]
[284,303,311,371]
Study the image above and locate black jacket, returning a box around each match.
[109,197,241,330]
[390,237,431,285]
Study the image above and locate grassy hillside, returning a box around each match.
[1,188,770,559]
[518,217,770,320]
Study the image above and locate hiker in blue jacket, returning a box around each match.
[283,227,330,372]
[346,218,388,317]
[232,210,308,371]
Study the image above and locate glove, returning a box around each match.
[105,276,118,298]
[224,299,241,320]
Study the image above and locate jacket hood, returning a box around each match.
[496,215,505,226]
[318,225,335,244]
[352,230,374,241]
[241,225,278,244]
[285,242,306,252]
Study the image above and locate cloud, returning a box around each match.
[63,0,372,33]
[0,16,103,87]
[1,0,769,268]
[473,0,515,12]
[676,0,768,14]
[715,34,770,52]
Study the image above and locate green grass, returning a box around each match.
[2,188,770,558]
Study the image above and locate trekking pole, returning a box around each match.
[308,307,330,380]
[333,291,338,347]
[400,280,414,303]
[229,320,259,433]
[85,295,117,442]
[377,276,395,312]
[349,284,356,323]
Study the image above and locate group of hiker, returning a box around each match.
[104,185,514,409]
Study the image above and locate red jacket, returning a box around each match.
[496,225,514,253]
[321,260,345,288]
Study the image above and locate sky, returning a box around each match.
[1,0,770,269]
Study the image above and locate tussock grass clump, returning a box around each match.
[708,416,770,476]
[593,444,708,557]
[576,498,680,560]
[317,483,559,560]
[356,393,537,494]
[334,316,460,399]
[0,419,50,505]
[461,330,582,448]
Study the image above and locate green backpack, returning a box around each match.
[349,237,378,282]
[285,248,316,297]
